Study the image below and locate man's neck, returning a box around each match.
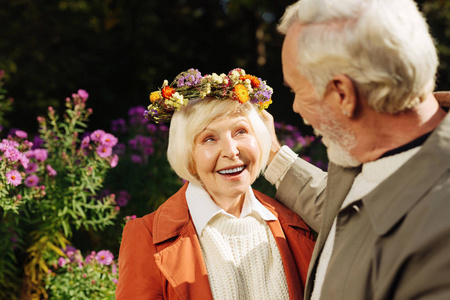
[353,94,446,163]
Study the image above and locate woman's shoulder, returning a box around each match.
[253,189,313,233]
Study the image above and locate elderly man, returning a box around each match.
[263,0,450,299]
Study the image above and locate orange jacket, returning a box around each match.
[116,183,315,300]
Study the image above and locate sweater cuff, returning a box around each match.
[264,145,298,186]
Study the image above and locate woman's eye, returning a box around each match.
[203,137,215,143]
[236,129,247,136]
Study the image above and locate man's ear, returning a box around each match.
[329,74,358,118]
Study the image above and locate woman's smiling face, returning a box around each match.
[192,114,261,204]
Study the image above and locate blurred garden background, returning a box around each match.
[1,0,450,298]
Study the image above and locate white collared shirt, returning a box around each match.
[185,182,276,236]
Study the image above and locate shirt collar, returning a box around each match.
[186,182,276,236]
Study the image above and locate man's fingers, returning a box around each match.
[434,91,450,107]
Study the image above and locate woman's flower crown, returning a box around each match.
[144,68,273,123]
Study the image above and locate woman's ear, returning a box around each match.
[329,74,358,118]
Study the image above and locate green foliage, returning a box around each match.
[0,85,119,299]
[45,248,118,300]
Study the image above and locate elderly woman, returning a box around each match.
[115,68,315,300]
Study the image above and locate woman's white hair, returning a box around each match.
[167,98,271,186]
[278,0,438,113]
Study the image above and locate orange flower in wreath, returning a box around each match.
[161,86,176,99]
[149,92,160,102]
[233,84,249,104]
[240,75,260,88]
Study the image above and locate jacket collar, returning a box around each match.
[362,112,450,235]
[152,183,191,244]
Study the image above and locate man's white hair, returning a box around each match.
[278,0,438,113]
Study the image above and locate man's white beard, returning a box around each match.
[311,115,361,168]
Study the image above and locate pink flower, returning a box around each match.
[25,162,38,174]
[100,133,118,147]
[96,250,114,265]
[46,165,57,176]
[112,278,118,285]
[25,175,39,187]
[85,251,96,264]
[58,257,67,268]
[90,130,105,142]
[97,145,112,158]
[81,136,90,149]
[34,149,48,162]
[110,154,119,167]
[6,170,22,186]
[131,154,142,164]
[15,130,28,139]
[77,89,89,101]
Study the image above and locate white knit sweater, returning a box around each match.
[199,213,289,300]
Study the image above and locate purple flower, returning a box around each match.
[96,250,114,265]
[176,68,202,87]
[90,130,105,142]
[143,146,154,156]
[81,136,90,149]
[128,139,138,150]
[63,245,77,254]
[25,162,38,174]
[97,145,112,158]
[113,143,126,156]
[146,123,157,133]
[116,190,131,207]
[34,149,48,162]
[100,133,118,147]
[77,89,89,101]
[110,154,119,167]
[32,136,44,149]
[46,165,57,176]
[15,130,28,139]
[131,154,143,164]
[112,278,118,285]
[111,118,127,133]
[25,175,39,187]
[128,106,147,125]
[159,124,169,132]
[58,257,67,268]
[85,251,96,264]
[6,170,22,186]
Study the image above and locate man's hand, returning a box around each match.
[434,91,450,107]
[261,110,282,165]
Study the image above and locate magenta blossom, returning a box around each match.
[25,175,39,187]
[58,257,67,268]
[97,145,112,158]
[15,130,28,139]
[77,89,89,101]
[46,165,57,176]
[90,130,105,142]
[96,250,114,265]
[25,162,38,174]
[100,133,118,147]
[34,149,48,162]
[110,154,119,167]
[6,170,22,186]
[81,136,90,149]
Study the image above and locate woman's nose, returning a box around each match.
[221,137,239,158]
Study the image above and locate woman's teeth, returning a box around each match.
[218,166,244,175]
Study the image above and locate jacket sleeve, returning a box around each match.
[116,218,163,299]
[275,157,327,232]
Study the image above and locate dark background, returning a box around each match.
[1,0,450,135]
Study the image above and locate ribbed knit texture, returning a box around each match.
[199,213,289,300]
